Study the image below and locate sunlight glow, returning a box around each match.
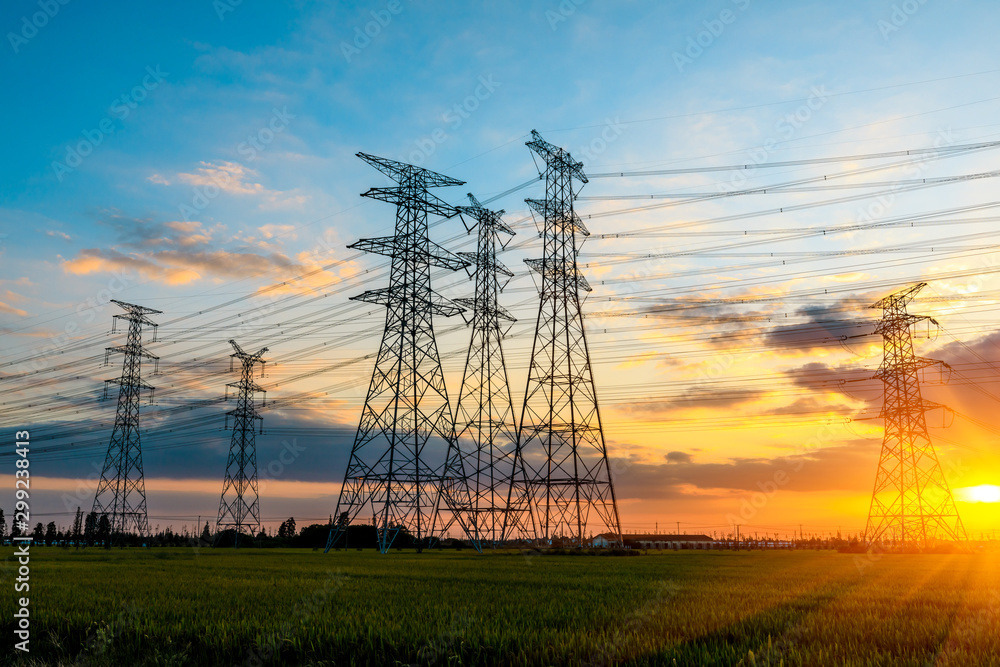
[956,484,1000,503]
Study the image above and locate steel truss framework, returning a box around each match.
[93,299,160,541]
[516,130,623,547]
[865,282,967,549]
[453,194,535,546]
[216,339,267,547]
[328,153,479,554]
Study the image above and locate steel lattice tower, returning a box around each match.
[216,340,267,547]
[865,282,967,549]
[517,130,623,547]
[327,153,479,554]
[93,299,160,542]
[453,193,535,547]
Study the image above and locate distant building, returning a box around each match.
[593,533,715,550]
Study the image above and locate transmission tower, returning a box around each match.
[327,153,479,554]
[516,130,623,547]
[216,340,267,547]
[865,282,967,550]
[92,299,160,543]
[453,193,535,547]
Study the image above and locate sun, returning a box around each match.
[956,484,1000,503]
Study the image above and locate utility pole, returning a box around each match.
[93,300,160,545]
[452,194,534,547]
[516,130,623,548]
[864,283,967,551]
[328,153,478,554]
[216,340,267,548]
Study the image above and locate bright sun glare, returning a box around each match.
[957,484,1000,503]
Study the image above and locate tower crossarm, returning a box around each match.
[525,258,592,292]
[873,355,943,379]
[104,377,154,391]
[356,152,465,187]
[457,193,515,236]
[870,281,927,311]
[105,344,159,362]
[349,237,470,271]
[453,297,515,322]
[526,129,588,183]
[525,198,590,236]
[361,186,459,218]
[227,380,265,394]
[457,251,514,277]
[350,287,467,317]
[229,339,268,363]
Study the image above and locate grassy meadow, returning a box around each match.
[2,547,999,666]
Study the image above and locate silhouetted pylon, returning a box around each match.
[453,193,535,546]
[864,282,967,550]
[517,130,623,547]
[327,153,480,554]
[93,300,160,543]
[216,339,267,547]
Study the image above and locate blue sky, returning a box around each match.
[4,1,1000,536]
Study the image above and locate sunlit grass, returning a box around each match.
[2,547,998,665]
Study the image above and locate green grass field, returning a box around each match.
[2,547,999,666]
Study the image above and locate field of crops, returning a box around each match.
[2,547,999,666]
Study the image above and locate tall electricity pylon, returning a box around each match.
[216,340,267,547]
[453,193,535,547]
[93,300,160,543]
[327,153,479,554]
[517,130,623,547]
[865,282,967,550]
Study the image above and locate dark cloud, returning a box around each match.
[614,438,877,501]
[763,303,875,352]
[32,412,357,484]
[664,451,692,464]
[783,361,880,402]
[624,387,766,413]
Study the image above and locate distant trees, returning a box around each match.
[84,511,98,546]
[44,521,57,545]
[277,517,297,539]
[31,522,44,542]
[96,515,111,547]
[0,509,6,542]
[200,522,212,543]
[71,507,84,547]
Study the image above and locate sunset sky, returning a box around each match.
[3,0,1000,540]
